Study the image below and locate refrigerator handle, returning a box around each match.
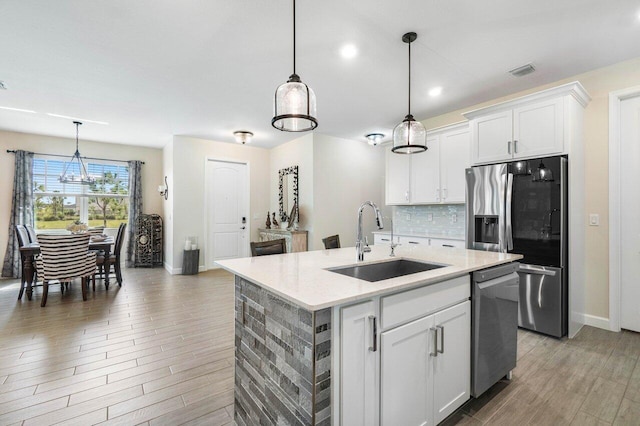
[505,173,514,251]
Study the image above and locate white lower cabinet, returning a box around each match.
[337,277,471,425]
[380,301,470,426]
[339,300,378,426]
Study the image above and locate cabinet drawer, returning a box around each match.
[374,234,394,245]
[381,275,470,330]
[430,238,465,249]
[398,235,428,246]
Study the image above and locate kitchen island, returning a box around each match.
[217,245,522,426]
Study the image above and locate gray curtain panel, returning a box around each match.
[126,160,143,267]
[2,150,34,278]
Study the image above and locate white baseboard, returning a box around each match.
[583,314,613,331]
[162,263,207,275]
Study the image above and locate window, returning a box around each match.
[33,157,130,231]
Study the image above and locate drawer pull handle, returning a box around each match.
[443,244,454,248]
[381,238,390,241]
[437,325,445,354]
[408,241,419,245]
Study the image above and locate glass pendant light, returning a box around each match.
[392,32,427,154]
[512,160,531,175]
[532,161,554,182]
[272,0,318,132]
[59,121,96,185]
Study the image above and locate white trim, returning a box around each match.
[608,85,640,333]
[583,314,612,331]
[203,157,251,271]
[463,81,591,119]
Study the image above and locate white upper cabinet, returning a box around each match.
[385,122,470,205]
[465,82,591,166]
[385,146,411,205]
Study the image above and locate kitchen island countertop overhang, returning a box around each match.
[216,245,523,311]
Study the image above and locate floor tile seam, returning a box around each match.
[141,364,231,395]
[106,391,187,421]
[0,369,76,395]
[0,395,70,424]
[0,353,108,379]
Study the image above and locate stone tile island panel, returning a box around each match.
[235,276,331,426]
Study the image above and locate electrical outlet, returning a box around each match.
[427,213,433,222]
[589,214,599,226]
[406,214,411,221]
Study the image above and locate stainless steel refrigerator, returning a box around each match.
[466,156,568,338]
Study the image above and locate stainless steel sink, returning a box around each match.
[329,259,447,282]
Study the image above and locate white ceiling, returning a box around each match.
[1,0,639,149]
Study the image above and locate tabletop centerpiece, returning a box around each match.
[66,220,88,234]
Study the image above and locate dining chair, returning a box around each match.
[322,234,341,249]
[88,226,105,236]
[25,224,38,243]
[250,239,287,256]
[15,225,32,300]
[35,233,97,307]
[95,223,127,289]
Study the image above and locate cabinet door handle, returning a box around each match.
[442,188,448,200]
[507,141,511,154]
[514,140,518,154]
[430,327,438,357]
[408,241,420,244]
[437,325,444,354]
[368,315,377,352]
[405,191,410,201]
[435,188,440,201]
[443,244,454,248]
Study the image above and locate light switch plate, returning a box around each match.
[589,214,599,226]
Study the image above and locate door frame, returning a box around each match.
[608,85,640,332]
[204,157,251,270]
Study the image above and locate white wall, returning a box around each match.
[168,135,270,272]
[0,129,163,267]
[269,134,314,245]
[313,134,388,251]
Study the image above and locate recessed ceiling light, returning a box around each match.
[46,113,109,125]
[428,87,443,97]
[0,106,36,113]
[340,44,358,59]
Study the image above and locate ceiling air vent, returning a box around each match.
[509,63,535,77]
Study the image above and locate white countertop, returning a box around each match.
[373,231,465,241]
[216,245,522,311]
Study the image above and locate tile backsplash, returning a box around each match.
[392,204,465,238]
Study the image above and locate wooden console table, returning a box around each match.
[258,228,308,253]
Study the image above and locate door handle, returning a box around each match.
[430,327,438,357]
[507,141,511,154]
[437,325,444,354]
[519,265,557,276]
[368,315,377,352]
[435,188,440,201]
[241,226,246,230]
[442,188,448,200]
[514,140,518,154]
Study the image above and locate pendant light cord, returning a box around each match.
[292,0,296,75]
[408,39,411,116]
[75,122,80,153]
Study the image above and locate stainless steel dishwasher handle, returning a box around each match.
[519,265,557,276]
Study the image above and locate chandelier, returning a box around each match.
[59,121,96,185]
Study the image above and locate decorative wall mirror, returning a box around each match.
[279,166,298,224]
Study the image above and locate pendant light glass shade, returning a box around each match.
[532,161,554,182]
[272,0,318,132]
[393,115,427,153]
[272,74,317,132]
[392,32,426,154]
[59,121,96,185]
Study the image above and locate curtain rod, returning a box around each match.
[5,149,145,165]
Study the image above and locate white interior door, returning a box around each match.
[621,95,640,332]
[206,160,248,267]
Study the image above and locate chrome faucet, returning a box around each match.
[356,201,384,261]
[389,217,398,257]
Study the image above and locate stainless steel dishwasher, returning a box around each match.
[471,262,520,397]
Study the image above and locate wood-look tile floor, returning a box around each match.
[0,267,235,426]
[2,267,640,425]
